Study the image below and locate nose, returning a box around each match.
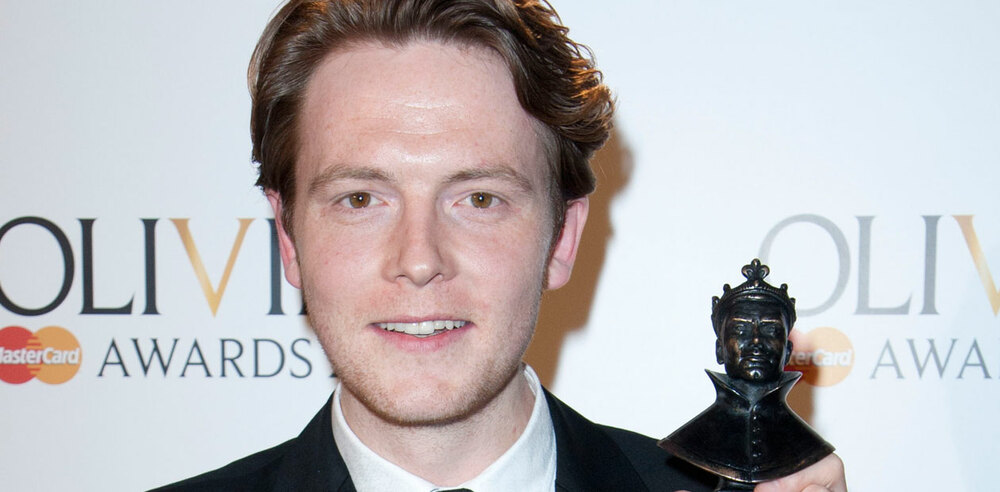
[749,322,763,345]
[384,203,449,286]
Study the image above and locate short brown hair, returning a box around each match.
[250,0,614,232]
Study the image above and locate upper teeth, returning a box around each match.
[378,320,466,336]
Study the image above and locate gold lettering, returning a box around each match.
[954,215,1000,315]
[172,218,254,316]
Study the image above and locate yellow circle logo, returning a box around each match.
[786,326,853,386]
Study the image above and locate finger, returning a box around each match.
[801,486,832,492]
[753,454,846,492]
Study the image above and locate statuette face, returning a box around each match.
[716,300,791,382]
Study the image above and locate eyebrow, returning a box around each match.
[308,163,536,196]
[729,315,783,323]
[307,164,395,196]
[445,166,535,194]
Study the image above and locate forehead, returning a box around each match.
[296,40,548,180]
[725,300,787,320]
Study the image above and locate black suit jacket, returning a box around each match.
[153,390,714,491]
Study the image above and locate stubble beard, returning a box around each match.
[305,287,542,429]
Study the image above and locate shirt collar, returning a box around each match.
[331,364,557,492]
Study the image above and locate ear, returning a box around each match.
[784,338,794,365]
[266,191,302,289]
[716,339,724,364]
[545,197,589,290]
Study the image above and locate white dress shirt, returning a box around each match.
[331,364,557,492]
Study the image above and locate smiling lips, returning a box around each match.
[378,320,468,337]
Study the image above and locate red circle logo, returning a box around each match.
[0,325,82,384]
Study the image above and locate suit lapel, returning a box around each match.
[544,389,649,491]
[273,394,356,492]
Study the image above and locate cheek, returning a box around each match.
[448,238,546,328]
[771,338,788,352]
[298,236,376,301]
[728,337,747,354]
[467,235,548,287]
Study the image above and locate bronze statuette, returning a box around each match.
[659,259,835,491]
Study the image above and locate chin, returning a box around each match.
[342,365,520,427]
[736,365,770,381]
[407,388,481,423]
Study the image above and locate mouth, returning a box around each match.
[377,320,468,338]
[741,355,773,365]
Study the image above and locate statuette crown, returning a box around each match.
[711,259,796,333]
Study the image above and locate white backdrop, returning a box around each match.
[2,1,998,490]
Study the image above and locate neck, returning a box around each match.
[338,370,536,486]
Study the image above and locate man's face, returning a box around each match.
[269,41,587,426]
[716,300,790,382]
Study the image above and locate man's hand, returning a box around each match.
[754,454,846,492]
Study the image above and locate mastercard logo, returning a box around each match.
[786,326,854,387]
[0,325,81,384]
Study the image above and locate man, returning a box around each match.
[157,1,845,490]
